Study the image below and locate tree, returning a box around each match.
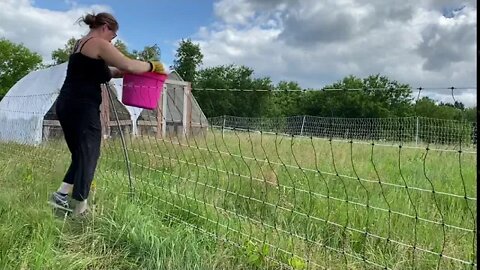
[414,97,465,120]
[362,74,413,116]
[132,44,161,61]
[439,101,466,111]
[302,75,413,118]
[454,101,465,110]
[194,65,273,117]
[50,37,141,65]
[265,81,304,117]
[51,37,77,65]
[414,97,440,117]
[113,40,137,59]
[463,106,477,122]
[0,39,43,99]
[172,39,203,83]
[413,97,473,144]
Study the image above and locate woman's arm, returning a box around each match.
[109,66,124,78]
[98,39,151,74]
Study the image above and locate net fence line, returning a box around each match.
[2,131,476,268]
[105,137,406,269]
[0,84,476,269]
[213,125,477,154]
[104,166,471,269]
[133,135,476,203]
[99,171,318,270]
[109,96,476,268]
[208,115,477,151]
[1,86,476,97]
[129,123,475,268]
[1,92,59,98]
[123,147,475,257]
[188,87,476,92]
[131,145,474,233]
[0,106,476,153]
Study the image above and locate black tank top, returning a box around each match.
[59,37,112,105]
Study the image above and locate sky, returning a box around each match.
[0,0,477,107]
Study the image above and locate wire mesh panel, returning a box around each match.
[0,82,476,269]
[209,115,476,150]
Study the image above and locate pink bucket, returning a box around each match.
[122,72,168,110]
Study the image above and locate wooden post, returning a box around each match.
[183,83,192,138]
[42,125,50,141]
[162,84,168,138]
[100,85,111,139]
[415,116,419,146]
[156,84,164,139]
[222,115,226,139]
[300,115,306,136]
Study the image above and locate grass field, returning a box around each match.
[0,130,476,269]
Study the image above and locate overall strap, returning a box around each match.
[72,39,81,54]
[78,37,95,53]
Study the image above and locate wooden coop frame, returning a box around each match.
[42,78,205,141]
[99,79,196,139]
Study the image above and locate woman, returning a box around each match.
[49,12,166,216]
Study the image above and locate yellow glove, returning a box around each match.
[149,61,167,74]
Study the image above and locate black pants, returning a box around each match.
[56,95,101,201]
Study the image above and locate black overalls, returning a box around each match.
[56,37,111,201]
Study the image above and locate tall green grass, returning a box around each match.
[0,130,476,269]
[0,142,244,270]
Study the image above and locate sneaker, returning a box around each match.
[71,200,92,220]
[48,192,72,212]
[72,206,92,220]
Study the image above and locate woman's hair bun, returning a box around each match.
[83,14,96,26]
[78,12,118,30]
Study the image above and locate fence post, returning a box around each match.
[100,84,110,139]
[162,84,168,138]
[222,115,226,139]
[415,116,419,146]
[183,83,192,139]
[156,84,167,138]
[300,115,306,136]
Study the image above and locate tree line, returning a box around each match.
[0,38,476,123]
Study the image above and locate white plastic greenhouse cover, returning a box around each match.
[0,63,142,145]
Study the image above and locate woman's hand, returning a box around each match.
[148,61,167,74]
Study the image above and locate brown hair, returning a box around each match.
[81,12,119,31]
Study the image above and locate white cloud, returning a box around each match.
[194,0,477,106]
[0,0,112,63]
[213,0,255,25]
[1,0,476,107]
